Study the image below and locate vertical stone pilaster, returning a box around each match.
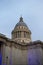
[2,44,6,65]
[9,46,12,65]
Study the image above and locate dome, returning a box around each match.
[11,17,32,43]
[15,17,28,28]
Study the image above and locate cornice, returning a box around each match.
[0,35,43,50]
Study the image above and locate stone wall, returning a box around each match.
[0,36,43,65]
[28,47,42,65]
[2,43,43,65]
[2,45,28,65]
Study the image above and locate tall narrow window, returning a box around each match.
[24,32,26,37]
[27,32,28,38]
[18,31,21,38]
[20,31,21,37]
[17,31,21,38]
[26,32,28,38]
[15,32,17,38]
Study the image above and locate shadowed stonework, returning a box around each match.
[27,41,43,65]
[0,42,2,65]
[28,48,41,65]
[0,53,2,65]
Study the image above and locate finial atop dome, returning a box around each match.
[19,16,23,22]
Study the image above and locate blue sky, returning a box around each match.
[0,0,43,41]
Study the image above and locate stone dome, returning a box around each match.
[15,17,28,29]
[11,17,32,43]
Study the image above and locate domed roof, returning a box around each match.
[11,17,32,43]
[15,17,28,28]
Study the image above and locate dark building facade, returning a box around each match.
[0,17,43,65]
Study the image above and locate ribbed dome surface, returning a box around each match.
[15,21,28,28]
[15,17,28,28]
